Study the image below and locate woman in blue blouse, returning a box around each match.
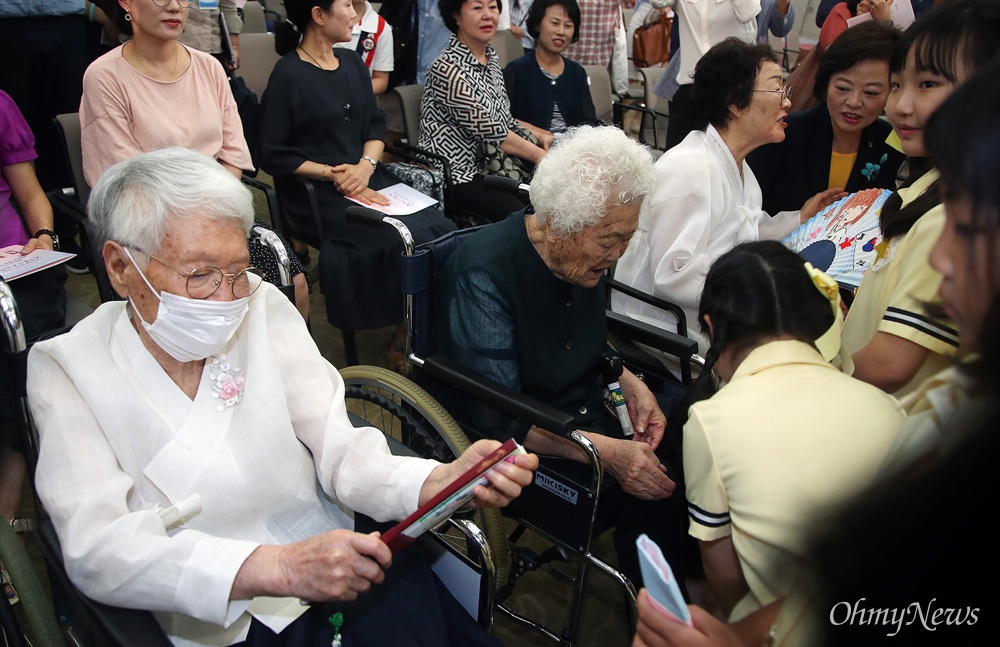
[503,0,597,137]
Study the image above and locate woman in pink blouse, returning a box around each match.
[79,0,308,317]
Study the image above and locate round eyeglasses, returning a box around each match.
[131,249,265,300]
[753,85,792,101]
[150,0,194,7]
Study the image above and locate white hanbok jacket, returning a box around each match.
[28,285,439,647]
[612,125,799,355]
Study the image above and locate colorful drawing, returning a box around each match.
[782,188,893,289]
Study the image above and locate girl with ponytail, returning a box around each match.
[682,241,904,620]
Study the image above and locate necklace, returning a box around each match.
[130,41,180,81]
[298,46,351,122]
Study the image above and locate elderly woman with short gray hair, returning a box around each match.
[433,125,689,588]
[28,147,536,647]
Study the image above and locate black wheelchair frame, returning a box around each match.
[340,197,702,646]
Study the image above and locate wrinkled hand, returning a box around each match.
[510,25,524,40]
[20,235,53,254]
[800,187,848,223]
[604,439,675,500]
[634,590,744,647]
[277,529,392,602]
[346,186,392,207]
[452,440,539,509]
[624,384,666,450]
[331,162,375,196]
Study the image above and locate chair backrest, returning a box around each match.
[490,29,524,68]
[583,64,614,123]
[237,32,281,99]
[54,113,89,206]
[391,83,425,143]
[261,0,286,22]
[241,0,267,33]
[402,225,487,357]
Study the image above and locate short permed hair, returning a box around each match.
[88,148,254,256]
[814,21,900,103]
[691,38,778,131]
[525,0,581,44]
[530,126,655,238]
[438,0,504,35]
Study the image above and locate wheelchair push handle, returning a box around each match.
[481,176,530,194]
[345,206,415,257]
[345,205,389,228]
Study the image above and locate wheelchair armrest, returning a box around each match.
[46,189,87,225]
[420,354,576,438]
[607,310,698,358]
[386,142,466,220]
[606,311,697,360]
[241,175,281,235]
[384,144,442,175]
[289,176,327,241]
[606,277,688,336]
[606,311,701,385]
[392,141,454,188]
[36,519,173,647]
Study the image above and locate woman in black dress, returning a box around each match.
[258,0,455,345]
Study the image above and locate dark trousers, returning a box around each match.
[234,544,501,647]
[0,15,87,192]
[665,83,696,151]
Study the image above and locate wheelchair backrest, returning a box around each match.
[402,225,488,358]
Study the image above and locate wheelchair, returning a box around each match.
[0,226,495,644]
[338,189,702,646]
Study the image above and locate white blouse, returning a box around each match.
[28,284,439,647]
[612,125,798,355]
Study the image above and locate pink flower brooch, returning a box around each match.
[210,354,246,411]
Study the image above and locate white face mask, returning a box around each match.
[124,248,250,363]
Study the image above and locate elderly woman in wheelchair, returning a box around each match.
[25,148,537,647]
[433,125,689,590]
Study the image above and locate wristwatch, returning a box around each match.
[32,228,60,251]
[361,155,378,172]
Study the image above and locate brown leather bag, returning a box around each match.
[786,43,823,113]
[632,13,672,68]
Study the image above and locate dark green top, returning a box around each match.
[433,212,608,442]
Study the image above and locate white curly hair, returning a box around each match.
[529,126,655,238]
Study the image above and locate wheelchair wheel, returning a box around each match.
[339,366,509,583]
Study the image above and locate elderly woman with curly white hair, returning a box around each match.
[433,125,689,589]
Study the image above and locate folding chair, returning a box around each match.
[583,65,616,124]
[490,29,524,68]
[236,32,281,100]
[240,0,268,33]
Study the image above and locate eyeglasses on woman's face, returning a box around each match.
[130,248,265,300]
[753,85,792,101]
[149,0,194,8]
